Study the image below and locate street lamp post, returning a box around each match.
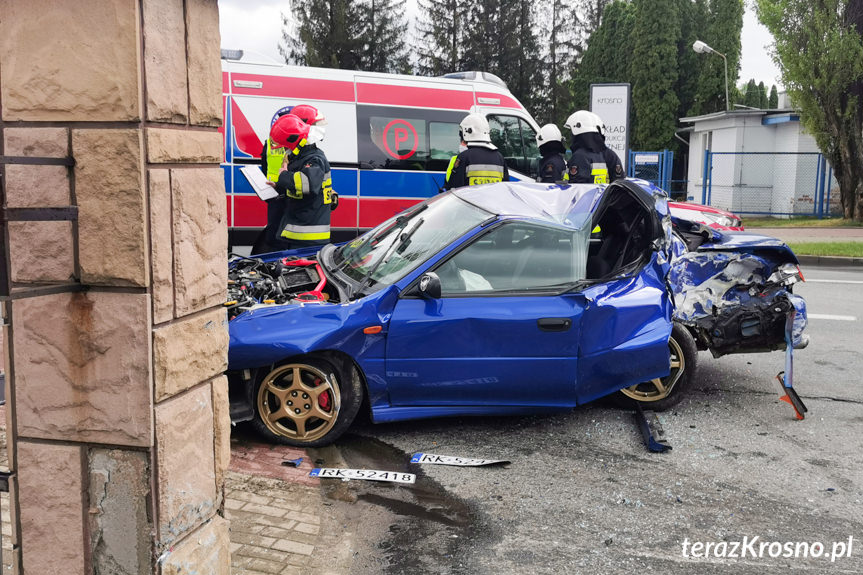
[693,40,729,112]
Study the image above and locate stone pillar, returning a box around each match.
[0,1,230,573]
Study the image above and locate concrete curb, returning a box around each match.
[796,254,863,267]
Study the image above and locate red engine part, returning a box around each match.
[281,258,328,301]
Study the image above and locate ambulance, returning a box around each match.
[220,50,542,247]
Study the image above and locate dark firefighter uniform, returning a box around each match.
[566,146,624,185]
[443,146,510,190]
[275,144,335,248]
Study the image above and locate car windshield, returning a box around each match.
[334,194,490,289]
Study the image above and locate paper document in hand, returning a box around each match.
[240,166,278,200]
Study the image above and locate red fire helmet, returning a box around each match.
[269,114,311,152]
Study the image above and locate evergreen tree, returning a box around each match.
[535,0,583,124]
[690,0,744,114]
[768,84,779,108]
[677,0,708,121]
[758,81,768,108]
[571,1,635,110]
[583,0,616,37]
[280,0,363,69]
[456,1,543,112]
[630,0,680,150]
[356,0,410,73]
[416,0,471,75]
[743,78,759,107]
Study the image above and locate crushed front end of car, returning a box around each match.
[669,221,808,357]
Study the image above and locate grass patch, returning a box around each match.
[745,217,863,228]
[787,242,863,258]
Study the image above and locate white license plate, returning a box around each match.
[411,453,510,467]
[308,468,416,484]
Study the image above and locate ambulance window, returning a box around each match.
[520,119,539,161]
[429,122,460,160]
[488,115,539,177]
[365,116,429,170]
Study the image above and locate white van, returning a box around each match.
[220,51,541,245]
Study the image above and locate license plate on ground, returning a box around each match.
[411,453,510,467]
[309,468,416,484]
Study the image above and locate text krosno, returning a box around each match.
[682,536,854,562]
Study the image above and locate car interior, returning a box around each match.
[585,183,659,280]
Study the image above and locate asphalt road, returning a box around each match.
[313,264,863,574]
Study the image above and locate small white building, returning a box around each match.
[680,108,830,216]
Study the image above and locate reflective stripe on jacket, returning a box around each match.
[444,146,509,190]
[466,163,505,186]
[275,145,332,244]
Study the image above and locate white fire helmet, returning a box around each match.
[535,123,563,147]
[459,113,492,143]
[564,110,602,137]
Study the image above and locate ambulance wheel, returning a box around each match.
[251,356,362,447]
[617,323,697,411]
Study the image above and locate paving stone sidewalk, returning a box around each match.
[226,438,354,575]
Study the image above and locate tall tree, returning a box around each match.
[456,1,543,112]
[356,0,410,73]
[416,0,471,75]
[690,0,744,114]
[757,0,863,220]
[279,0,363,69]
[743,78,760,107]
[758,81,768,108]
[677,0,708,121]
[630,0,681,150]
[535,0,583,124]
[768,84,779,108]
[583,0,616,37]
[571,0,635,110]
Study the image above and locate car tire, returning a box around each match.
[251,356,363,447]
[616,322,698,411]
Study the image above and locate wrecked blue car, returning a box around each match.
[226,179,808,447]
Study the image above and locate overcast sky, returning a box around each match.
[218,0,782,90]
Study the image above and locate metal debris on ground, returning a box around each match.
[410,453,511,467]
[281,457,304,467]
[309,468,416,484]
[634,404,672,453]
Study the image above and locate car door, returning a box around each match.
[385,222,588,407]
[575,180,674,404]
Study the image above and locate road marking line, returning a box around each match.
[804,279,863,284]
[808,313,857,321]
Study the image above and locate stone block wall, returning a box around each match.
[0,1,229,573]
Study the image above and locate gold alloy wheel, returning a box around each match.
[620,336,685,402]
[257,363,342,442]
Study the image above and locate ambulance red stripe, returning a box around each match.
[229,73,355,102]
[356,83,475,110]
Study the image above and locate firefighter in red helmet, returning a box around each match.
[269,114,336,250]
[252,105,335,254]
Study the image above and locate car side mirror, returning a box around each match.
[418,272,441,299]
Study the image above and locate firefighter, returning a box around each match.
[535,123,567,183]
[444,113,509,190]
[251,107,293,255]
[289,104,337,211]
[564,110,624,185]
[270,114,335,249]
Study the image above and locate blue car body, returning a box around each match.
[226,178,807,440]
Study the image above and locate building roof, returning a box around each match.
[680,108,796,124]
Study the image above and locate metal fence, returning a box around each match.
[702,151,841,218]
[628,150,674,193]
